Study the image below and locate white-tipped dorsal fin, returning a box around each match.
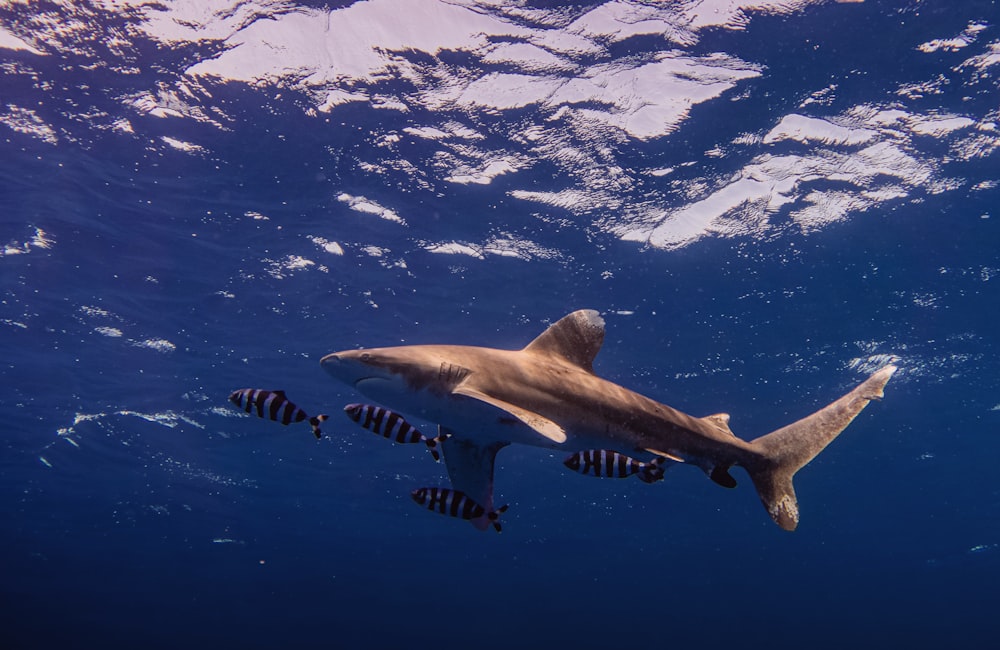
[453,385,567,444]
[703,413,734,436]
[522,310,605,372]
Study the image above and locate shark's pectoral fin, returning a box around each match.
[452,385,567,444]
[440,432,509,531]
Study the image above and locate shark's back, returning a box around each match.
[448,311,744,456]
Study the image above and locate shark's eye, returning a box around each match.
[360,353,373,363]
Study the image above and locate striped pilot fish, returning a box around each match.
[343,403,448,461]
[410,487,509,533]
[563,449,669,484]
[229,389,328,439]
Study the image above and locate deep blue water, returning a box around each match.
[3,1,1000,648]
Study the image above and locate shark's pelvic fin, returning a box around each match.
[522,309,605,373]
[453,384,568,443]
[645,449,685,464]
[440,433,510,531]
[709,465,738,488]
[746,365,897,531]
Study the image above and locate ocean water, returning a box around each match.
[2,0,999,647]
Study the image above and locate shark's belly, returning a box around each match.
[437,394,659,456]
[351,368,736,462]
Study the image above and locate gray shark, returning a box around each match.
[321,310,896,531]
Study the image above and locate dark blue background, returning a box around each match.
[3,1,999,648]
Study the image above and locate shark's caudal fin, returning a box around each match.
[746,365,897,531]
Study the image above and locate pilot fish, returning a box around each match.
[229,389,328,439]
[563,449,669,484]
[410,487,509,533]
[344,403,448,461]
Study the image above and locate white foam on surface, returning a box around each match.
[2,227,55,257]
[161,136,206,153]
[130,339,177,353]
[1,105,58,144]
[0,25,45,55]
[5,0,996,257]
[308,236,345,256]
[337,193,405,225]
[917,22,988,53]
[763,114,879,147]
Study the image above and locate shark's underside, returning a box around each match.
[321,310,896,531]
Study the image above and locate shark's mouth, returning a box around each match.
[355,377,390,388]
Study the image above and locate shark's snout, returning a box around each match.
[320,351,358,385]
[321,349,392,388]
[319,352,341,367]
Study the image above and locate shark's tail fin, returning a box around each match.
[746,365,897,531]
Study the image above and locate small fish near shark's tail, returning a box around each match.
[746,365,897,531]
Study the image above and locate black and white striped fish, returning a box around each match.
[344,403,447,461]
[563,449,668,484]
[410,487,509,533]
[229,389,328,439]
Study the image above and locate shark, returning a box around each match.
[321,310,896,531]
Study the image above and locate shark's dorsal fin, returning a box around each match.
[453,385,567,444]
[703,413,734,436]
[522,310,605,373]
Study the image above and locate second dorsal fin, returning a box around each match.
[522,310,605,373]
[703,413,734,436]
